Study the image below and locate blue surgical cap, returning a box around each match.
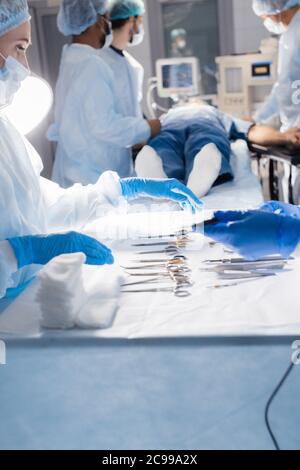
[253,0,300,15]
[109,0,145,20]
[57,0,108,36]
[0,0,31,37]
[170,28,187,41]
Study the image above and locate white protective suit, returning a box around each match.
[254,8,300,131]
[98,46,144,120]
[48,44,150,187]
[0,112,122,298]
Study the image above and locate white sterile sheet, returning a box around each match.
[203,140,264,211]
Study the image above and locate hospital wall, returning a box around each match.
[28,0,270,178]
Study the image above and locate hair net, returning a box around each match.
[109,0,145,20]
[170,28,187,41]
[0,0,31,37]
[252,0,300,15]
[57,0,108,36]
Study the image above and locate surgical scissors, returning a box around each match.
[122,286,191,297]
[124,266,191,275]
[122,275,193,288]
[136,246,183,256]
[132,236,191,248]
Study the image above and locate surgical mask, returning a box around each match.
[0,52,30,109]
[263,17,287,35]
[177,39,186,50]
[129,24,145,47]
[103,21,113,49]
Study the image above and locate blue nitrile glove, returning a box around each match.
[7,232,114,268]
[120,178,203,213]
[260,201,300,219]
[204,210,300,260]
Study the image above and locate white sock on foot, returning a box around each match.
[187,143,222,197]
[135,145,167,179]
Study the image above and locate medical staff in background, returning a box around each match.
[48,0,161,187]
[99,0,146,124]
[0,0,202,299]
[252,0,300,131]
[170,29,193,58]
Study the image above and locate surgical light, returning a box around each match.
[3,75,53,135]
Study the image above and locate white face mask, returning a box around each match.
[102,21,113,49]
[129,24,145,47]
[177,39,187,50]
[0,53,30,109]
[264,17,287,35]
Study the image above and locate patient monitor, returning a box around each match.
[156,57,200,100]
[216,39,278,119]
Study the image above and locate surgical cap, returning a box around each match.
[252,0,300,16]
[109,0,145,20]
[57,0,108,36]
[170,28,187,41]
[0,0,31,37]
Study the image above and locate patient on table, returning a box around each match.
[135,104,300,198]
[135,105,252,198]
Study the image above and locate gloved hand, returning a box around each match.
[260,201,300,219]
[120,178,202,213]
[7,232,114,268]
[204,210,300,260]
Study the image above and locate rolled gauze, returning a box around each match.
[36,253,87,329]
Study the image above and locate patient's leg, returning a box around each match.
[185,121,233,197]
[187,143,222,198]
[135,145,167,179]
[135,127,186,182]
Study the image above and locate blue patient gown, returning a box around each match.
[148,105,252,186]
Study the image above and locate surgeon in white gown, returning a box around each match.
[99,0,146,122]
[0,0,201,299]
[48,0,161,187]
[253,0,300,131]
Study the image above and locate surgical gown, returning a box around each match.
[48,44,150,187]
[254,8,300,132]
[98,46,144,120]
[0,112,123,299]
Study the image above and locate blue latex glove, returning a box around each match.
[260,201,300,219]
[120,178,202,213]
[205,210,300,260]
[7,232,114,268]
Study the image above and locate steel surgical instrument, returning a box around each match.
[122,276,193,288]
[203,256,291,264]
[121,286,191,297]
[132,255,188,263]
[136,246,183,256]
[132,236,191,248]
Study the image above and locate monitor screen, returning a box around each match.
[162,63,194,90]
